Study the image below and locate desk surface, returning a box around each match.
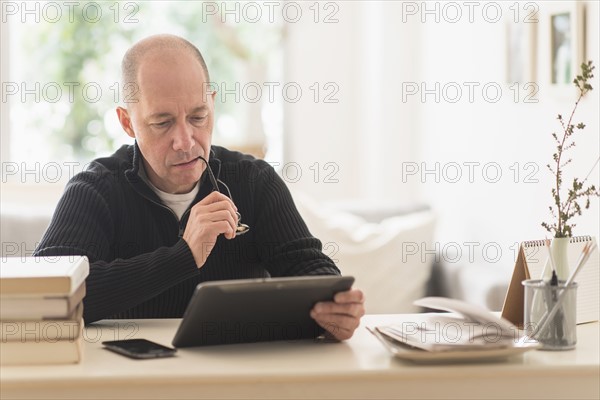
[1,315,599,400]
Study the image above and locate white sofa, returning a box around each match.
[1,205,54,259]
[290,191,437,314]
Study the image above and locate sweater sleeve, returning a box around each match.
[34,175,199,324]
[252,165,341,277]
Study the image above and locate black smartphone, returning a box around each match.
[102,339,177,359]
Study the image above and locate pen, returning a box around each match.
[528,242,596,341]
[544,237,558,283]
[544,238,562,342]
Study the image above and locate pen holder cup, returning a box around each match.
[522,279,577,350]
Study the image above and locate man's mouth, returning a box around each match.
[173,158,199,169]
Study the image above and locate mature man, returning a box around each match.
[35,34,364,340]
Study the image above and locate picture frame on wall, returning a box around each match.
[506,18,537,85]
[539,1,585,89]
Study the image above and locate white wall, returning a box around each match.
[285,1,421,207]
[1,18,9,164]
[415,1,599,269]
[286,1,599,273]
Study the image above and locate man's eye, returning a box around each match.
[191,116,207,123]
[152,121,171,128]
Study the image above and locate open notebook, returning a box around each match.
[502,236,599,326]
[373,297,519,351]
[369,297,539,363]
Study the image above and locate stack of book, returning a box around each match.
[0,256,89,365]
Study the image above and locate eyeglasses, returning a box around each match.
[197,156,250,236]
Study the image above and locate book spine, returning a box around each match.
[1,320,82,342]
[0,335,82,365]
[69,257,90,294]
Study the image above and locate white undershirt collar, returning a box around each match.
[138,160,199,220]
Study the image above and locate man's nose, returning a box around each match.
[172,121,195,152]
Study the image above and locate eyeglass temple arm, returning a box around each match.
[197,156,220,193]
[197,155,249,236]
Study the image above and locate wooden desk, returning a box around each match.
[1,315,598,399]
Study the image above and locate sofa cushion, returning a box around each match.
[291,191,436,314]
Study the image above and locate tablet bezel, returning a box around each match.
[171,275,354,347]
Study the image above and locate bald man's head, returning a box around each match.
[121,34,210,103]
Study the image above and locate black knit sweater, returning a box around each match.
[35,144,340,323]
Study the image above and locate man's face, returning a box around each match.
[117,49,215,194]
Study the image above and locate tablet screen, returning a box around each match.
[172,275,354,347]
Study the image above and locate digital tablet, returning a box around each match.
[172,275,354,347]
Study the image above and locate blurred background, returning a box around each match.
[2,1,599,311]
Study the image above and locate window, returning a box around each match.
[3,1,284,184]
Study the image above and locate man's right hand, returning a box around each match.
[182,191,238,268]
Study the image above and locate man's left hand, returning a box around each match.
[310,288,365,341]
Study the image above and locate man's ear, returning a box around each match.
[116,107,136,139]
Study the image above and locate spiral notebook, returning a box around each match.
[501,236,599,326]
